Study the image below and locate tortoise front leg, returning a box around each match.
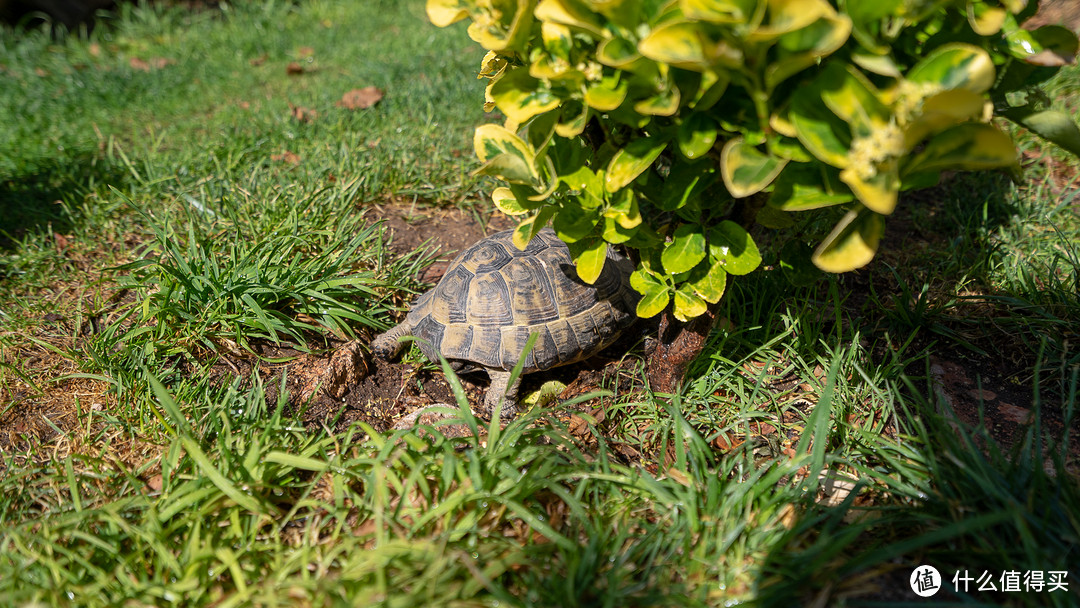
[484,370,521,421]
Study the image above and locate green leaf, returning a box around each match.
[1002,107,1080,158]
[673,286,708,321]
[907,43,995,94]
[604,188,641,228]
[779,239,821,286]
[570,237,608,284]
[630,269,670,318]
[602,215,638,243]
[560,165,606,208]
[768,162,853,210]
[605,136,668,192]
[903,123,1018,175]
[553,204,600,242]
[708,220,761,275]
[489,68,562,124]
[662,223,707,275]
[811,207,884,273]
[686,257,728,303]
[720,137,789,198]
[677,113,718,160]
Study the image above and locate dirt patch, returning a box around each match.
[362,203,516,283]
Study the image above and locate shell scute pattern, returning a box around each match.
[405,227,636,373]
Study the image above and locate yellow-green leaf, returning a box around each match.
[426,0,469,27]
[638,21,708,70]
[513,206,556,250]
[585,74,628,111]
[967,2,1006,36]
[571,237,608,284]
[535,0,605,36]
[630,269,670,318]
[903,88,988,147]
[489,68,562,125]
[465,0,536,51]
[840,160,900,215]
[681,0,757,23]
[904,123,1018,175]
[605,137,668,192]
[851,52,901,78]
[473,123,540,184]
[560,166,606,208]
[818,63,889,137]
[750,0,827,42]
[555,99,589,137]
[673,286,708,321]
[634,85,681,116]
[492,187,530,215]
[811,207,884,273]
[907,43,995,94]
[720,137,789,198]
[766,11,852,88]
[687,257,727,303]
[662,223,707,275]
[602,216,638,243]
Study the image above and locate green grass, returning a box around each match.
[2,1,1080,606]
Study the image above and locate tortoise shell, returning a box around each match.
[405,227,637,373]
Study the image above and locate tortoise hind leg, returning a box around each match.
[484,370,521,421]
[371,321,413,361]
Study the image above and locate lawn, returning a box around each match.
[1,1,1078,606]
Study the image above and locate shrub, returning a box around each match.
[428,0,1079,323]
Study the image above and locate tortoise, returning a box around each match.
[372,227,638,419]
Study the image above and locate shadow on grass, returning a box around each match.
[0,151,129,257]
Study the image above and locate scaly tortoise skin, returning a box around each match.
[372,227,638,418]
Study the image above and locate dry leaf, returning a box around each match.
[998,403,1033,425]
[88,43,101,57]
[337,86,384,110]
[298,46,315,58]
[53,233,70,252]
[286,61,305,75]
[289,104,318,123]
[249,53,268,66]
[271,151,301,165]
[129,57,172,71]
[969,388,998,401]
